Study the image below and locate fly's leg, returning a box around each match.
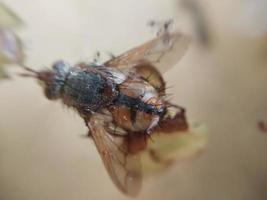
[92,51,116,65]
[147,19,173,36]
[81,108,93,138]
[92,51,101,64]
[87,130,92,138]
[83,118,92,138]
[146,115,160,135]
[105,51,116,60]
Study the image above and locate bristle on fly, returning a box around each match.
[19,64,39,78]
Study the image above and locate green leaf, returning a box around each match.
[141,124,208,175]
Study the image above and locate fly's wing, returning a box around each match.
[104,32,191,74]
[87,113,142,197]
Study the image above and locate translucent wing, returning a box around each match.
[87,113,143,197]
[104,31,191,74]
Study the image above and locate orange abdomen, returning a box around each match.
[110,77,165,132]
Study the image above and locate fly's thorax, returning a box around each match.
[61,65,118,112]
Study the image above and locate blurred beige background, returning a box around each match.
[1,0,267,199]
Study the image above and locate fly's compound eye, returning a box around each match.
[44,61,70,100]
[52,60,70,75]
[51,60,71,84]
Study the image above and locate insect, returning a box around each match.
[21,28,190,196]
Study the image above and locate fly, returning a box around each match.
[21,26,191,196]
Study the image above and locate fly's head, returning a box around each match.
[21,60,70,100]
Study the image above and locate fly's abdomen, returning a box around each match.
[110,77,166,132]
